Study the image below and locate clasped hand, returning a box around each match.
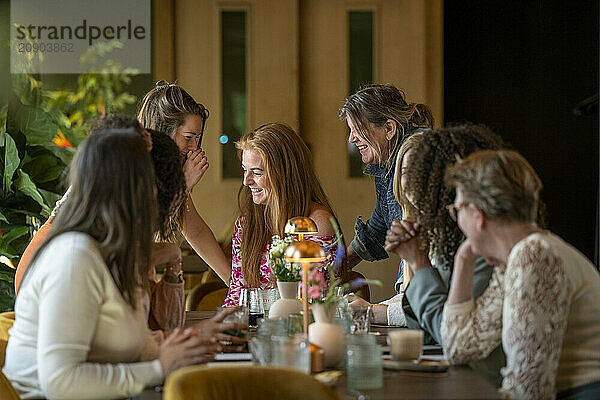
[384,219,431,273]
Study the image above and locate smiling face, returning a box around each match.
[173,114,205,158]
[242,149,271,205]
[346,116,389,165]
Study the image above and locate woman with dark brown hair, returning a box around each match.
[3,130,220,399]
[383,125,502,343]
[14,115,189,331]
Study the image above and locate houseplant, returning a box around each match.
[267,234,303,319]
[0,41,138,311]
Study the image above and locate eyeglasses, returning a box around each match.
[446,202,469,222]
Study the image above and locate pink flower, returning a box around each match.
[308,286,321,299]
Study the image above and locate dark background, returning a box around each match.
[444,1,599,265]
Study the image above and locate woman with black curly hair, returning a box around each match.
[349,125,504,341]
[384,125,503,344]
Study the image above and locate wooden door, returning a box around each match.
[300,0,442,301]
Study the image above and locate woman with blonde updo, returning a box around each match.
[138,81,231,284]
[223,123,344,306]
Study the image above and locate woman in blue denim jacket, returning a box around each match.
[338,84,434,292]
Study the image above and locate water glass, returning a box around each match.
[346,340,383,393]
[257,317,287,338]
[239,288,264,327]
[259,288,279,318]
[249,336,271,365]
[271,334,310,373]
[333,315,352,334]
[350,305,373,334]
[287,313,304,335]
[216,306,249,345]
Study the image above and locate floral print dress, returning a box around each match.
[223,218,338,306]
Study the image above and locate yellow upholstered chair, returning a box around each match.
[0,312,15,342]
[185,281,228,311]
[164,365,339,400]
[0,339,20,399]
[0,368,20,400]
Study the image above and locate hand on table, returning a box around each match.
[183,148,209,191]
[347,294,373,310]
[158,328,221,375]
[347,295,388,325]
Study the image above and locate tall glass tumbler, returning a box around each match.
[239,288,264,328]
[346,341,383,393]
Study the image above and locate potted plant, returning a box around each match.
[267,234,303,319]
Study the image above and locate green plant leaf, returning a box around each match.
[0,279,15,312]
[22,150,64,183]
[0,271,14,283]
[38,189,63,211]
[1,226,29,244]
[11,74,42,107]
[0,105,7,134]
[14,106,59,146]
[0,210,9,224]
[1,132,20,195]
[0,239,18,258]
[14,170,49,212]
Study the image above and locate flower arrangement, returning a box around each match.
[305,218,381,316]
[268,234,300,282]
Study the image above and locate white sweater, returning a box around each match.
[3,232,163,399]
[441,232,600,399]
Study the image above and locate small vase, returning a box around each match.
[268,281,302,319]
[308,303,345,367]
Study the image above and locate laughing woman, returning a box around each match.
[222,123,343,306]
[138,81,231,285]
[339,83,434,292]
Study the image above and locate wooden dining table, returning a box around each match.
[141,311,502,400]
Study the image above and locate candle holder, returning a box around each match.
[284,217,324,334]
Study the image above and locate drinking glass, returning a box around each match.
[257,317,287,338]
[249,336,271,365]
[239,288,264,327]
[259,288,279,318]
[271,334,310,373]
[346,340,383,394]
[350,305,373,334]
[216,305,249,347]
[287,313,304,335]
